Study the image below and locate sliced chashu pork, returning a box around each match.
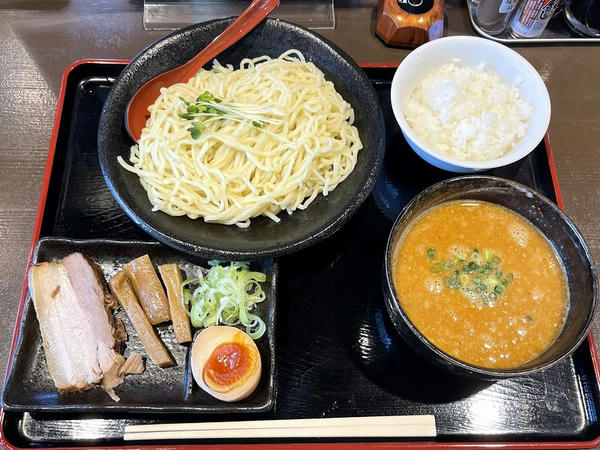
[28,253,143,400]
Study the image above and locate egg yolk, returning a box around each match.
[203,342,257,393]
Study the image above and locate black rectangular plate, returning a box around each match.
[2,237,276,413]
[2,62,600,447]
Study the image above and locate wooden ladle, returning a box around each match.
[125,0,280,142]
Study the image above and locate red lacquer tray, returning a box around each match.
[2,60,599,449]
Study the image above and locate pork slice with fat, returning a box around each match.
[63,253,127,397]
[29,253,145,401]
[28,262,103,392]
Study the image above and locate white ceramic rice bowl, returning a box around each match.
[390,36,551,173]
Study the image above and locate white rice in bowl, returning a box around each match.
[403,61,533,162]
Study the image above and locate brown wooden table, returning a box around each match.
[0,0,598,383]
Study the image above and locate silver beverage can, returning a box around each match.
[509,0,560,37]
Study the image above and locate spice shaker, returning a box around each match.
[472,0,523,34]
[376,0,445,47]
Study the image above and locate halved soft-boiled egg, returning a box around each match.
[191,325,261,402]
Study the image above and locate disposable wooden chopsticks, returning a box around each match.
[124,415,436,441]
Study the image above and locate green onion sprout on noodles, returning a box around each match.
[118,50,363,228]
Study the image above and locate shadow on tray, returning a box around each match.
[334,258,493,404]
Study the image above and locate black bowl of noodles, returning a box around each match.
[98,18,385,260]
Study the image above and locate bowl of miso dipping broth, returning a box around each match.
[383,176,597,379]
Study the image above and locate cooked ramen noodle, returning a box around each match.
[119,50,363,228]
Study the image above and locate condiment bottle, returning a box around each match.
[472,0,523,34]
[376,0,445,47]
[509,0,560,37]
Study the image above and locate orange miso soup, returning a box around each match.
[392,200,568,369]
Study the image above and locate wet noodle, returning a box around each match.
[119,50,363,228]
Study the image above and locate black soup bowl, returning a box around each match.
[98,18,385,260]
[383,176,598,379]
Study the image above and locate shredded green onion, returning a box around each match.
[430,247,514,307]
[427,248,436,259]
[181,261,267,339]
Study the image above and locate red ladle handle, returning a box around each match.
[125,0,280,142]
[177,0,280,82]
